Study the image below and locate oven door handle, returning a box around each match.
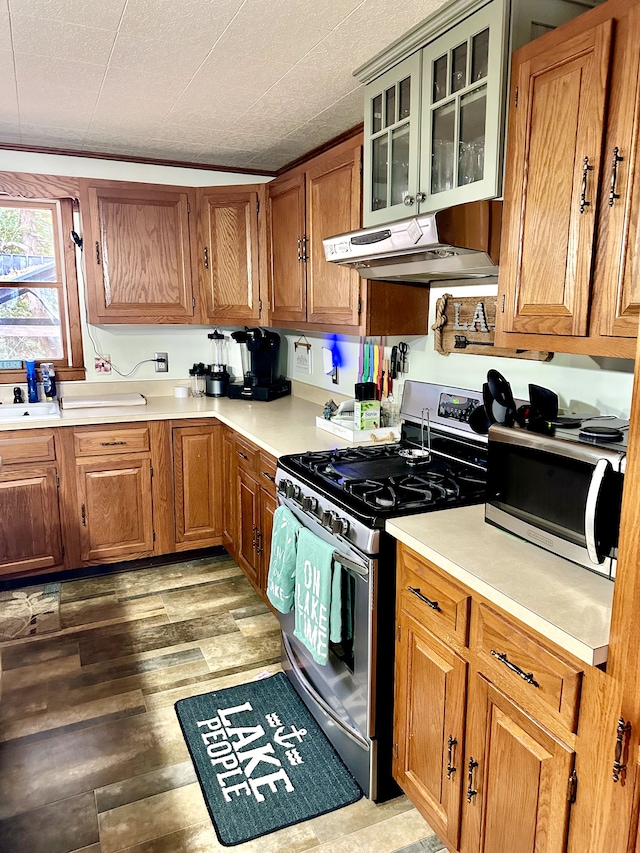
[282,633,369,750]
[585,458,610,566]
[333,550,369,578]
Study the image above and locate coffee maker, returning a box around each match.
[227,328,291,402]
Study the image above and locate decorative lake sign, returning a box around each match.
[432,294,553,361]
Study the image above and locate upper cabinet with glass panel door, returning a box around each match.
[359,0,598,227]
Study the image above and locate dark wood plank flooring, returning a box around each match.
[0,554,444,853]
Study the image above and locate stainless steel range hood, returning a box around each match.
[323,200,502,283]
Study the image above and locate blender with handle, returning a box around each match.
[206,330,230,397]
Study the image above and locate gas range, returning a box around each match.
[276,382,488,555]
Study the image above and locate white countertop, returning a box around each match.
[386,505,613,666]
[0,393,357,458]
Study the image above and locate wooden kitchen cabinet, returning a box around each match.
[394,543,582,853]
[0,429,64,577]
[230,433,278,600]
[496,0,640,357]
[394,606,467,848]
[197,185,266,325]
[268,133,431,336]
[73,425,155,563]
[79,179,197,324]
[461,674,575,853]
[172,422,223,550]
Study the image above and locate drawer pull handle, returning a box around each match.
[613,716,631,783]
[261,471,276,483]
[408,586,441,612]
[237,450,248,460]
[579,156,593,213]
[466,757,478,802]
[100,441,127,446]
[609,147,623,207]
[491,649,540,688]
[446,735,457,779]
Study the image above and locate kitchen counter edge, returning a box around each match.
[387,504,612,667]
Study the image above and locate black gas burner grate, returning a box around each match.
[346,472,460,510]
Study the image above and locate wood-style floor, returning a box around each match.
[0,554,445,853]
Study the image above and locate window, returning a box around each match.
[0,191,84,382]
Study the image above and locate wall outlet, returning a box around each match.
[154,352,169,372]
[95,355,111,374]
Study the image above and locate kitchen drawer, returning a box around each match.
[0,430,56,464]
[397,544,471,647]
[74,426,150,457]
[258,451,277,495]
[234,435,259,473]
[473,602,583,733]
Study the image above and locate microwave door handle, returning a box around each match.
[585,458,610,565]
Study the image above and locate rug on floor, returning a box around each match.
[175,671,363,846]
[0,583,61,641]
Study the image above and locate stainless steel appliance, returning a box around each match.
[274,381,489,800]
[227,327,291,401]
[486,423,627,579]
[206,330,230,398]
[323,200,502,283]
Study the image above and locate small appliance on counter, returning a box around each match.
[205,330,230,398]
[227,327,291,402]
[189,363,207,397]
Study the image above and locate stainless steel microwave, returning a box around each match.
[485,424,626,579]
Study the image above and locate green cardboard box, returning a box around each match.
[354,400,380,430]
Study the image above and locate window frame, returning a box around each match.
[0,172,85,384]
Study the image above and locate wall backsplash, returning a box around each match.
[281,283,635,419]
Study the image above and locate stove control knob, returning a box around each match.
[321,510,332,528]
[285,482,295,499]
[278,479,290,495]
[293,485,301,501]
[331,516,349,536]
[302,496,314,512]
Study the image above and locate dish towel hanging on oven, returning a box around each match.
[293,528,342,666]
[266,505,302,613]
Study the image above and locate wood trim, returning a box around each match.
[0,170,80,199]
[0,143,276,178]
[276,127,364,178]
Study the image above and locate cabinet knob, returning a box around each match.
[416,192,427,203]
[403,194,415,206]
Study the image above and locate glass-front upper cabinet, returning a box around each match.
[363,53,422,226]
[360,0,597,227]
[420,0,507,212]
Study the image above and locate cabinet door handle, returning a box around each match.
[297,236,303,262]
[446,735,457,779]
[579,156,593,213]
[100,440,126,446]
[403,192,415,206]
[466,757,479,802]
[613,716,631,782]
[407,585,442,612]
[256,529,263,554]
[236,450,248,460]
[301,235,308,262]
[261,471,276,483]
[81,503,86,526]
[490,649,540,687]
[95,241,101,265]
[203,246,209,268]
[252,524,258,549]
[609,147,623,207]
[416,191,427,203]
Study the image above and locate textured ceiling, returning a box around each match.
[0,0,448,172]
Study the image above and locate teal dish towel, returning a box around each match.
[294,528,342,665]
[266,505,302,613]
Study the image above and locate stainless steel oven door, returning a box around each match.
[275,496,377,796]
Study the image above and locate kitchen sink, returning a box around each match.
[0,400,61,421]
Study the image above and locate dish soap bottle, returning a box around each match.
[25,360,39,403]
